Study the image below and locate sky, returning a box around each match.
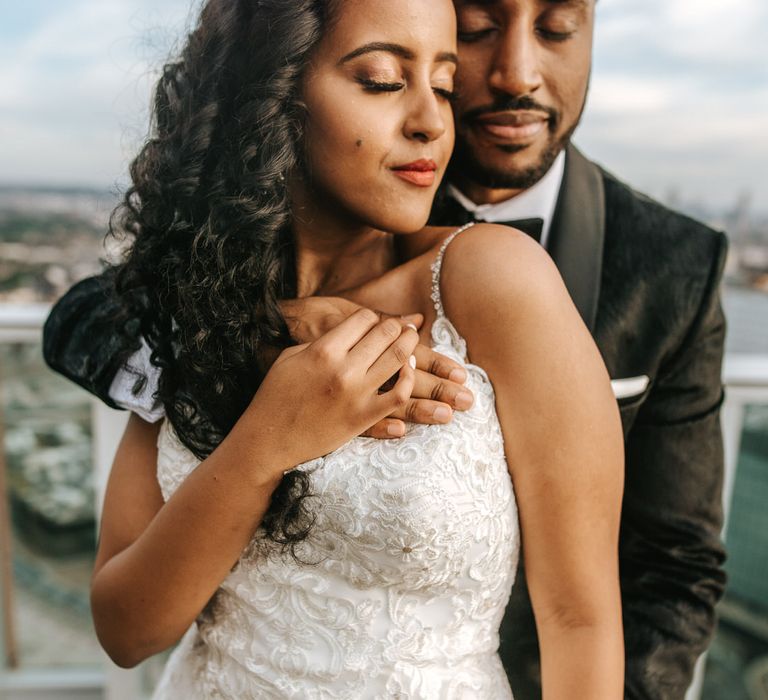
[1,0,767,214]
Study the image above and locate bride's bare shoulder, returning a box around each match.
[438,222,570,331]
[404,222,530,260]
[440,222,555,283]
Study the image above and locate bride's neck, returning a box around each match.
[291,181,398,299]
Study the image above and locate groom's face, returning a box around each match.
[451,0,594,192]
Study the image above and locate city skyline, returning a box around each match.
[2,0,767,214]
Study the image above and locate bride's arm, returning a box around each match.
[91,310,418,668]
[440,225,625,699]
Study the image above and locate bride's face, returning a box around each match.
[300,0,457,234]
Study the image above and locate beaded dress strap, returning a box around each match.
[430,222,475,318]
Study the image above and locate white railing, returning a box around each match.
[686,353,768,700]
[0,304,767,700]
[0,305,136,700]
[720,354,768,530]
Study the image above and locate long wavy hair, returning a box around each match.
[110,0,339,552]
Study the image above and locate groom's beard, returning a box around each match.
[448,93,582,191]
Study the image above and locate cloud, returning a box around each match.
[0,0,193,186]
[578,0,768,213]
[2,0,766,214]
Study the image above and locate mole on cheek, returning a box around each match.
[356,139,364,148]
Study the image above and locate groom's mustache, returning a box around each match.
[459,95,560,131]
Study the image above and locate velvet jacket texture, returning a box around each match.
[43,145,728,699]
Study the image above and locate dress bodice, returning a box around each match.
[152,223,520,699]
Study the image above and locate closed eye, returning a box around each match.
[357,78,404,93]
[458,28,497,43]
[536,28,576,42]
[433,87,457,102]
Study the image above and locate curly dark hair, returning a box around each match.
[110,0,340,552]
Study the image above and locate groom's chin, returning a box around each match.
[449,130,572,192]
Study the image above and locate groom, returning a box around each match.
[44,0,727,697]
[428,2,727,699]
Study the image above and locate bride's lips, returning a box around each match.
[390,158,437,187]
[473,111,550,143]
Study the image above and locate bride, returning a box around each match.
[89,0,624,697]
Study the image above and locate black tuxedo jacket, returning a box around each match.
[43,145,728,699]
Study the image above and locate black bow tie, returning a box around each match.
[492,216,544,242]
[432,195,544,243]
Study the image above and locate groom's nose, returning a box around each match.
[487,23,543,98]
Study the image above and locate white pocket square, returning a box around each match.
[611,375,650,400]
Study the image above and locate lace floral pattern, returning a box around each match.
[152,224,520,699]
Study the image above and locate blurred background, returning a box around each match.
[0,1,766,698]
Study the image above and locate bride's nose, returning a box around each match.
[402,87,448,143]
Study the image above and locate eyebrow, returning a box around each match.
[339,42,458,66]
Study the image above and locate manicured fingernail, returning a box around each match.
[449,368,467,383]
[387,423,405,437]
[433,406,452,423]
[454,390,474,410]
[409,355,416,369]
[406,323,418,333]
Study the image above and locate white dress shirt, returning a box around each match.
[108,336,165,422]
[446,149,565,250]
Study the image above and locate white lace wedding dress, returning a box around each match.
[151,224,521,699]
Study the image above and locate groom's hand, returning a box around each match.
[280,297,474,439]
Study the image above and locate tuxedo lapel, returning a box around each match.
[548,144,605,333]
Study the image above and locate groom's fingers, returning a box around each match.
[362,369,475,436]
[392,398,454,425]
[360,396,457,438]
[361,418,408,439]
[413,344,468,384]
[360,361,476,438]
[412,368,474,410]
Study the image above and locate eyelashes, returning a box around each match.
[433,87,458,103]
[457,29,494,43]
[357,78,404,92]
[356,78,457,102]
[458,26,576,43]
[537,28,576,42]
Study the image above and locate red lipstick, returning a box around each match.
[391,159,438,187]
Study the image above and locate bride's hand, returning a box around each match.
[245,309,419,473]
[280,297,474,438]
